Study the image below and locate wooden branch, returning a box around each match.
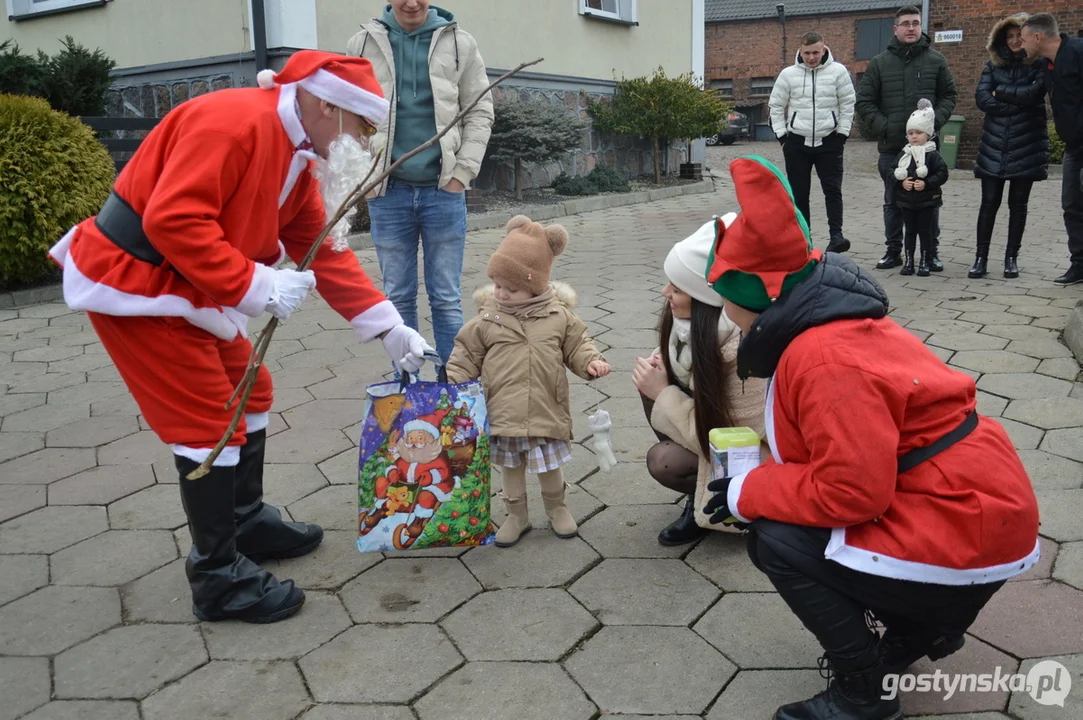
[184,57,544,480]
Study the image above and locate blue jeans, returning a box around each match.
[368,178,467,367]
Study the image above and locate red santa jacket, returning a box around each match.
[48,82,399,342]
[727,255,1040,585]
[385,455,455,495]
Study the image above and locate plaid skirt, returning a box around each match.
[491,435,573,474]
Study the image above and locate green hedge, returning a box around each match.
[1050,123,1065,165]
[0,94,115,290]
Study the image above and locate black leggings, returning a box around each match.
[641,395,698,495]
[977,178,1034,251]
[901,207,935,256]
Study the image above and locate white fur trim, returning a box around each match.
[425,480,455,503]
[299,68,390,124]
[257,69,277,90]
[413,505,434,519]
[245,412,270,433]
[765,376,782,464]
[272,241,287,267]
[48,226,77,266]
[727,470,753,523]
[236,263,276,318]
[275,82,319,206]
[173,444,241,467]
[348,300,404,342]
[825,530,1041,585]
[403,419,440,439]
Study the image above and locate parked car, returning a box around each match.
[706,110,750,146]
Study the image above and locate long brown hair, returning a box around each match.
[657,299,735,458]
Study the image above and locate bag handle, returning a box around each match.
[398,350,448,392]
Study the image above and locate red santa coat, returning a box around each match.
[728,316,1041,586]
[48,82,400,342]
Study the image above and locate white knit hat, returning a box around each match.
[906,98,936,138]
[663,214,736,308]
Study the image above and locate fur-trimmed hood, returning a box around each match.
[988,13,1035,67]
[472,280,577,312]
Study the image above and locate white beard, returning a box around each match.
[310,134,374,253]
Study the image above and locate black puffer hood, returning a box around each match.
[736,253,890,380]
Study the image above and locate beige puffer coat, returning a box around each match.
[345,16,494,194]
[648,329,770,531]
[446,282,605,441]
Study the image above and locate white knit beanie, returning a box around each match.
[663,214,736,308]
[906,98,936,138]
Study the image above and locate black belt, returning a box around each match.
[95,190,166,266]
[897,411,979,474]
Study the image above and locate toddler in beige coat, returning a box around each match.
[447,216,611,547]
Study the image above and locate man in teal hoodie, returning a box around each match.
[347,1,494,372]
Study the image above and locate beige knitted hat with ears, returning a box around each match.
[487,215,569,295]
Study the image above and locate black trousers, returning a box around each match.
[900,207,935,257]
[880,152,940,254]
[1062,147,1083,266]
[746,520,1003,669]
[783,135,845,237]
[977,178,1034,254]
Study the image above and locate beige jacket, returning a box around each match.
[647,330,769,531]
[345,17,494,194]
[446,283,605,441]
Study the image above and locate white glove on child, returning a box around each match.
[587,409,619,473]
[266,268,316,321]
[382,324,435,374]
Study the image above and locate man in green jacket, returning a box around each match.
[856,5,958,272]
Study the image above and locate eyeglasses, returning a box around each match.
[896,21,921,28]
[359,117,377,137]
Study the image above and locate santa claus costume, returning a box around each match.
[701,157,1040,720]
[47,51,432,624]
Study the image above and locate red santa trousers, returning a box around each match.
[88,312,273,466]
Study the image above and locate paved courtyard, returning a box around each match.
[1,139,1081,719]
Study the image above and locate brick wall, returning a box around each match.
[927,2,1083,167]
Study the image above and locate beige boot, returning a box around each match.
[538,469,577,538]
[495,465,531,547]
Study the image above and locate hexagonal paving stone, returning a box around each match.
[1005,398,1083,430]
[315,449,358,485]
[90,392,140,418]
[969,580,1083,658]
[441,588,599,660]
[565,626,737,715]
[1042,428,1083,463]
[415,662,597,720]
[298,704,415,720]
[19,701,140,720]
[950,351,1039,374]
[706,669,825,720]
[462,533,600,589]
[0,656,50,720]
[261,462,328,505]
[1009,536,1057,583]
[0,430,44,463]
[8,371,87,395]
[997,418,1045,450]
[0,505,107,554]
[45,416,140,448]
[286,485,357,531]
[976,391,1009,417]
[264,530,381,590]
[281,399,365,430]
[108,485,186,530]
[693,592,822,669]
[570,558,720,626]
[51,530,177,587]
[1037,356,1083,381]
[265,427,353,465]
[97,430,171,465]
[300,624,463,703]
[685,532,776,592]
[0,391,46,418]
[0,553,48,606]
[1008,654,1083,719]
[0,447,96,484]
[120,558,196,624]
[1018,451,1082,491]
[49,465,156,505]
[1006,338,1075,359]
[1054,542,1083,591]
[577,505,694,558]
[1037,490,1083,542]
[3,400,90,432]
[0,484,45,523]
[340,557,481,623]
[203,592,351,660]
[55,623,207,699]
[513,478,604,531]
[306,375,369,400]
[897,635,1020,715]
[957,311,1032,326]
[926,333,1009,352]
[977,373,1074,400]
[0,585,120,655]
[141,661,311,720]
[580,463,682,505]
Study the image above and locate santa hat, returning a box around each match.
[663,218,728,308]
[707,156,822,312]
[402,410,448,441]
[257,50,389,125]
[487,215,569,295]
[906,98,936,138]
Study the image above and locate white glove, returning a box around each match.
[587,409,618,473]
[381,324,434,375]
[266,268,316,321]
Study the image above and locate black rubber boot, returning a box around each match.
[658,496,708,547]
[234,429,324,563]
[899,252,914,276]
[827,234,851,254]
[916,252,930,277]
[774,650,904,720]
[876,251,901,270]
[175,455,305,623]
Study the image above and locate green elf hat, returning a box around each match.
[706,156,822,311]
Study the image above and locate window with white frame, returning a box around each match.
[578,0,637,25]
[8,0,108,20]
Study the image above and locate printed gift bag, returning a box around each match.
[357,360,495,553]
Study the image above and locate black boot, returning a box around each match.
[972,200,995,279]
[967,254,988,278]
[234,429,324,563]
[1004,205,1026,279]
[175,455,305,623]
[827,233,851,254]
[899,251,914,276]
[876,251,901,270]
[928,253,944,272]
[1054,263,1083,286]
[1003,252,1019,279]
[774,652,903,720]
[916,251,930,277]
[657,496,708,547]
[880,628,965,676]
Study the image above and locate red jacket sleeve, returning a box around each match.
[279,177,401,341]
[731,364,903,527]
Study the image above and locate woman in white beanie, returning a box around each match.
[892,99,951,276]
[632,216,768,546]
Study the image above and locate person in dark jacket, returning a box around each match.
[971,13,1049,280]
[856,6,957,273]
[1022,12,1083,286]
[892,100,950,276]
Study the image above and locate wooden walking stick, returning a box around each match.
[185,57,544,479]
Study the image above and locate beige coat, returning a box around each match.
[446,283,605,441]
[648,330,769,531]
[345,18,494,194]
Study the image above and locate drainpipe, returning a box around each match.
[921,0,929,39]
[252,0,268,73]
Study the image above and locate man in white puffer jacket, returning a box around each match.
[769,31,856,254]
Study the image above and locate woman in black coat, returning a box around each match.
[970,13,1049,279]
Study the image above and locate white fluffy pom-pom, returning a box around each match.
[256,69,277,90]
[917,166,929,178]
[894,167,908,180]
[917,98,933,111]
